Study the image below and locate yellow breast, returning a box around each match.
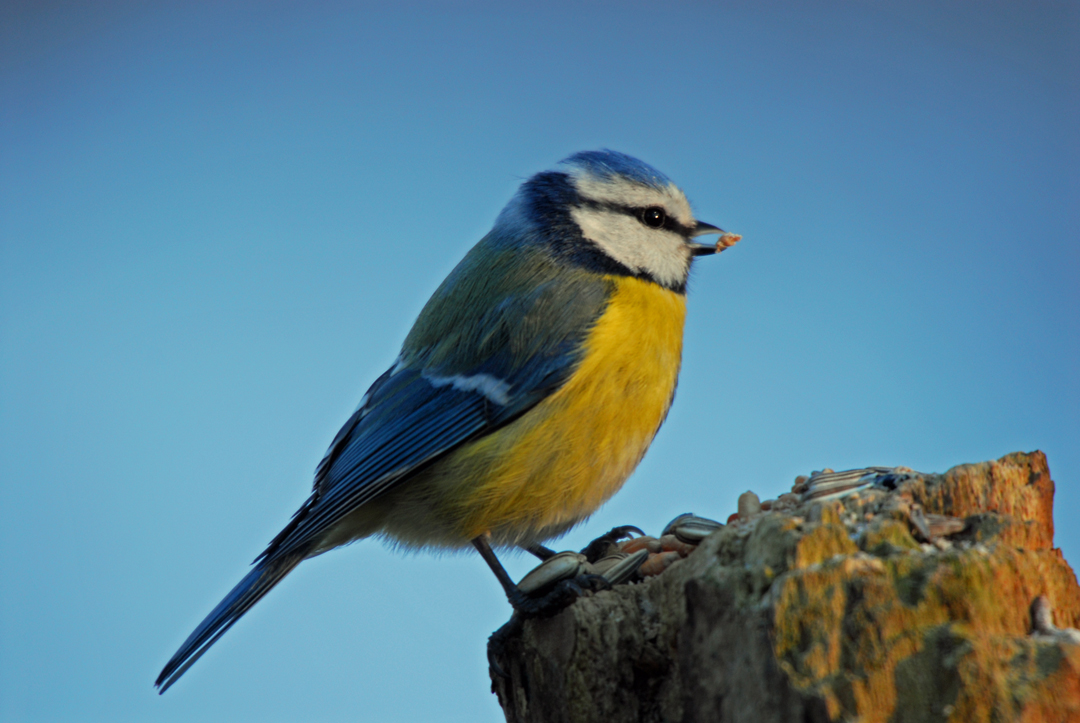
[418,275,688,545]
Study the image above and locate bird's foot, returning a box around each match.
[509,544,650,618]
[509,572,612,618]
[513,517,726,613]
[598,514,726,576]
[579,524,645,562]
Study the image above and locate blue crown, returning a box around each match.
[560,150,672,191]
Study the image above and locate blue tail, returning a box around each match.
[155,553,304,693]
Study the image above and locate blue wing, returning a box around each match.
[259,345,582,561]
[259,248,614,562]
[157,242,612,692]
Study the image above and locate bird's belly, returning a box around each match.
[370,276,688,548]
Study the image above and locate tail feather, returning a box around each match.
[155,553,304,693]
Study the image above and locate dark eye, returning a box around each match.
[640,206,666,229]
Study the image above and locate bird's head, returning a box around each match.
[494,149,737,293]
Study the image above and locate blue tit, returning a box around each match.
[156,149,738,692]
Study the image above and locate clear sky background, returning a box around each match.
[2,2,1077,721]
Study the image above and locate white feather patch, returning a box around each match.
[425,372,512,406]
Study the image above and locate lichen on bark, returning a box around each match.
[491,452,1080,723]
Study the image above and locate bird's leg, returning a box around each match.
[472,534,521,599]
[524,543,557,561]
[471,535,611,618]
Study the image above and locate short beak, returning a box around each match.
[688,221,742,256]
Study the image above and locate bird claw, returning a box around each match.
[579,524,645,562]
[509,573,612,618]
[500,515,722,623]
[488,517,719,676]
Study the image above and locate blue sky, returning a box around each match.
[2,2,1077,721]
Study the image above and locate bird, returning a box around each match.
[155,149,739,693]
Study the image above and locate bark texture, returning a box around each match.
[490,451,1080,723]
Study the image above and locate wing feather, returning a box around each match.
[260,251,613,561]
[160,239,615,692]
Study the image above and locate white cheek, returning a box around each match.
[571,207,689,287]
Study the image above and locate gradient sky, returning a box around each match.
[2,2,1077,721]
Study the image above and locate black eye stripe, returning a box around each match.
[577,198,695,236]
[629,205,693,235]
